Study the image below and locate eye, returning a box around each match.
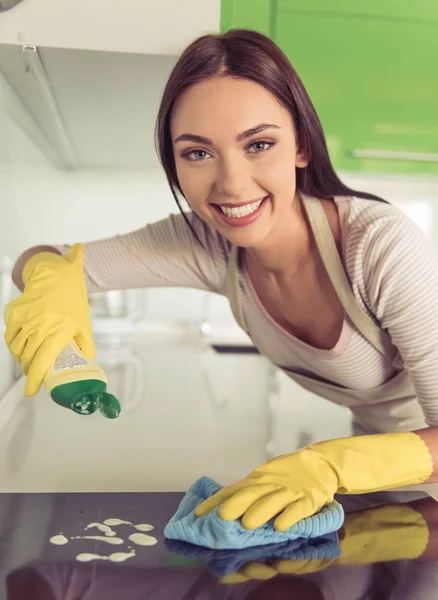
[181,149,212,161]
[247,140,275,154]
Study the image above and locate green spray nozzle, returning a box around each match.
[50,380,121,419]
[72,390,121,419]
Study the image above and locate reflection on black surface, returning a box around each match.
[5,495,438,599]
[164,532,340,577]
[6,559,438,600]
[5,562,329,600]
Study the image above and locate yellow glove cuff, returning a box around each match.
[311,431,433,495]
[22,243,84,286]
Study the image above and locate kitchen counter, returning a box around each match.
[1,489,438,599]
[0,334,437,598]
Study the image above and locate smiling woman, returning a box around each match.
[6,28,438,533]
[169,75,307,250]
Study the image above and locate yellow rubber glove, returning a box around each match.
[196,433,433,531]
[218,502,429,584]
[4,244,95,397]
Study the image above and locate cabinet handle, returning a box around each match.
[351,149,438,163]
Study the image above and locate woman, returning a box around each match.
[5,29,438,531]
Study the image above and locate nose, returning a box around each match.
[213,155,252,199]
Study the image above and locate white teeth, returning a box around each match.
[219,198,265,218]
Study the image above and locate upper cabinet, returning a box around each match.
[221,0,438,175]
[0,0,221,55]
[275,0,438,23]
[0,45,181,170]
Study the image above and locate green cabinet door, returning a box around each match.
[221,0,438,175]
[220,0,274,36]
[277,0,438,24]
[275,11,438,174]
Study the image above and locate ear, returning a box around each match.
[296,146,310,168]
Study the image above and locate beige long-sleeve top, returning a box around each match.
[49,196,438,426]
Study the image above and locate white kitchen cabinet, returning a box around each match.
[0,0,221,55]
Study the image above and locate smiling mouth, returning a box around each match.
[215,197,267,219]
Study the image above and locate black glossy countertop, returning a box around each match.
[1,489,438,599]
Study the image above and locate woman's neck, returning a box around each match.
[243,194,317,279]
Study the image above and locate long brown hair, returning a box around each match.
[155,29,385,235]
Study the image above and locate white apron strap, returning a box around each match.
[300,193,399,364]
[226,244,247,332]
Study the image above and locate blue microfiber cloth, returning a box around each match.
[165,534,341,577]
[164,476,344,550]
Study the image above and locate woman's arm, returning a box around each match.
[12,246,62,291]
[361,209,438,428]
[12,212,228,295]
[358,208,438,480]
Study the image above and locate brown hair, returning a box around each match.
[155,29,385,235]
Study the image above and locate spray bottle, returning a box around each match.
[43,341,121,419]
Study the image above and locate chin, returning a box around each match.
[220,227,270,249]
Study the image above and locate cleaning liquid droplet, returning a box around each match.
[81,536,124,545]
[76,549,136,563]
[50,535,69,546]
[129,533,157,546]
[85,522,117,536]
[103,518,132,527]
[135,523,154,532]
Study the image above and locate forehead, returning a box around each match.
[171,76,291,137]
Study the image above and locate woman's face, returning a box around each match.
[171,76,308,249]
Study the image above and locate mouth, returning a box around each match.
[213,196,269,227]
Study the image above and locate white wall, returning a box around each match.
[341,171,438,237]
[1,164,175,254]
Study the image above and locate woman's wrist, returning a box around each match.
[12,246,62,291]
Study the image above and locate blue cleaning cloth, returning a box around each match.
[165,534,341,577]
[164,476,344,550]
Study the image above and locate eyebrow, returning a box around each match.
[174,123,281,145]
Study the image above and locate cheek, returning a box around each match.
[261,152,297,192]
[176,162,213,206]
[256,141,298,185]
